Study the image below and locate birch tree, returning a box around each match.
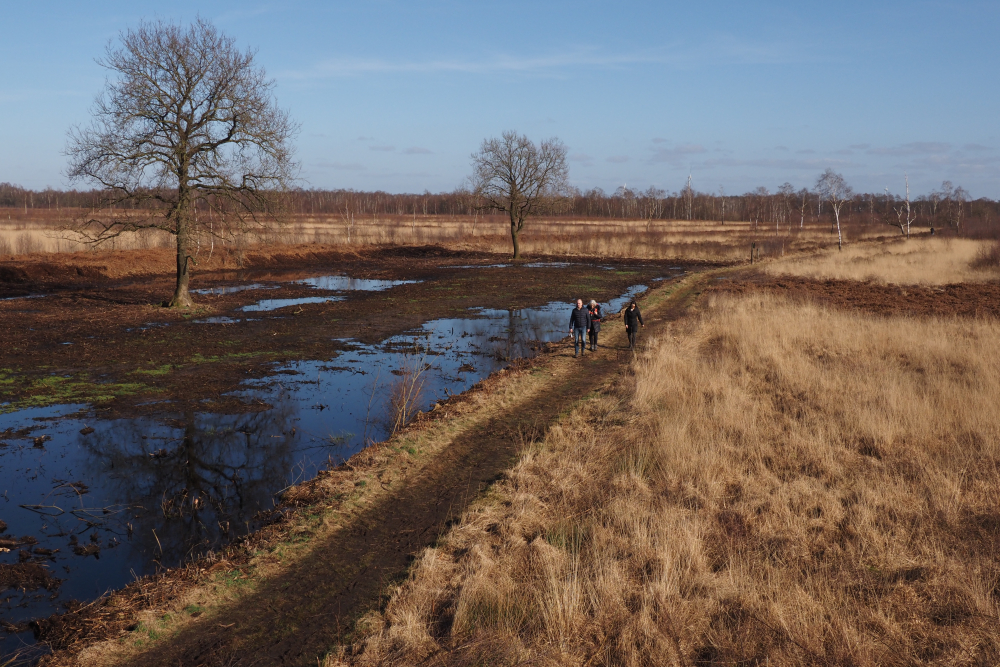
[66,18,297,307]
[815,169,853,250]
[888,174,916,238]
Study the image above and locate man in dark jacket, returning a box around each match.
[568,298,592,358]
[624,300,644,349]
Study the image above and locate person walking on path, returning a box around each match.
[587,299,602,351]
[568,298,592,358]
[624,299,644,350]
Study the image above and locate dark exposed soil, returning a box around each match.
[709,273,1000,319]
[0,245,691,419]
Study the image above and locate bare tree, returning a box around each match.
[778,182,795,233]
[471,132,570,259]
[65,18,297,307]
[815,169,853,250]
[888,174,917,238]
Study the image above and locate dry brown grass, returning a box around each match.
[0,209,889,262]
[765,236,1000,285]
[331,293,1000,666]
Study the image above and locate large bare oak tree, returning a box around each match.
[66,18,297,307]
[470,131,568,259]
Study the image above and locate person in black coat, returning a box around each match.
[624,300,643,349]
[568,298,592,358]
[587,299,602,351]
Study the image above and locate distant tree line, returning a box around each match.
[3,180,998,237]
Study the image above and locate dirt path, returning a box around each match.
[66,270,717,667]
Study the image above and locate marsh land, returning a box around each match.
[1,215,999,666]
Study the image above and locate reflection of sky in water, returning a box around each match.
[0,284,646,654]
[240,296,346,312]
[295,276,419,291]
[191,283,278,295]
[0,294,45,302]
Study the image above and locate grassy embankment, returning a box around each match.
[329,248,1000,666]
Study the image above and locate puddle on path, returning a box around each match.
[0,283,648,654]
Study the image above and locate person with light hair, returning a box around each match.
[587,299,602,351]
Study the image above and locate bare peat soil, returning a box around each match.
[0,245,687,418]
[710,273,1000,319]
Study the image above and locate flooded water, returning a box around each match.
[190,283,277,296]
[241,296,346,312]
[0,279,651,657]
[294,276,419,291]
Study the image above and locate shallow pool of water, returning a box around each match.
[240,296,346,312]
[191,283,278,296]
[0,283,647,653]
[295,276,420,292]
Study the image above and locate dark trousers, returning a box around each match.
[627,327,638,349]
[588,329,598,350]
[573,327,586,355]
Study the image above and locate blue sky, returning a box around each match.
[2,1,998,197]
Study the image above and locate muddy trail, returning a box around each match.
[38,269,717,667]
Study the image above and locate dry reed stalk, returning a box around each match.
[330,293,1000,666]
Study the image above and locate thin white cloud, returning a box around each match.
[649,144,707,163]
[282,37,810,80]
[606,155,630,164]
[962,143,993,152]
[315,161,366,171]
[698,157,853,170]
[867,142,951,156]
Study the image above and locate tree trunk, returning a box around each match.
[510,218,521,259]
[169,198,195,308]
[834,206,843,251]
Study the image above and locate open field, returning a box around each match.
[3,229,1000,666]
[1,209,909,264]
[331,291,1000,666]
[764,236,1000,285]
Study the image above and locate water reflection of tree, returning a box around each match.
[77,403,298,567]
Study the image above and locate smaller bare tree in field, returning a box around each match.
[888,174,917,238]
[470,131,569,259]
[778,182,795,234]
[815,169,853,250]
[65,18,297,307]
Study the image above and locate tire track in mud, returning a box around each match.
[94,270,720,667]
